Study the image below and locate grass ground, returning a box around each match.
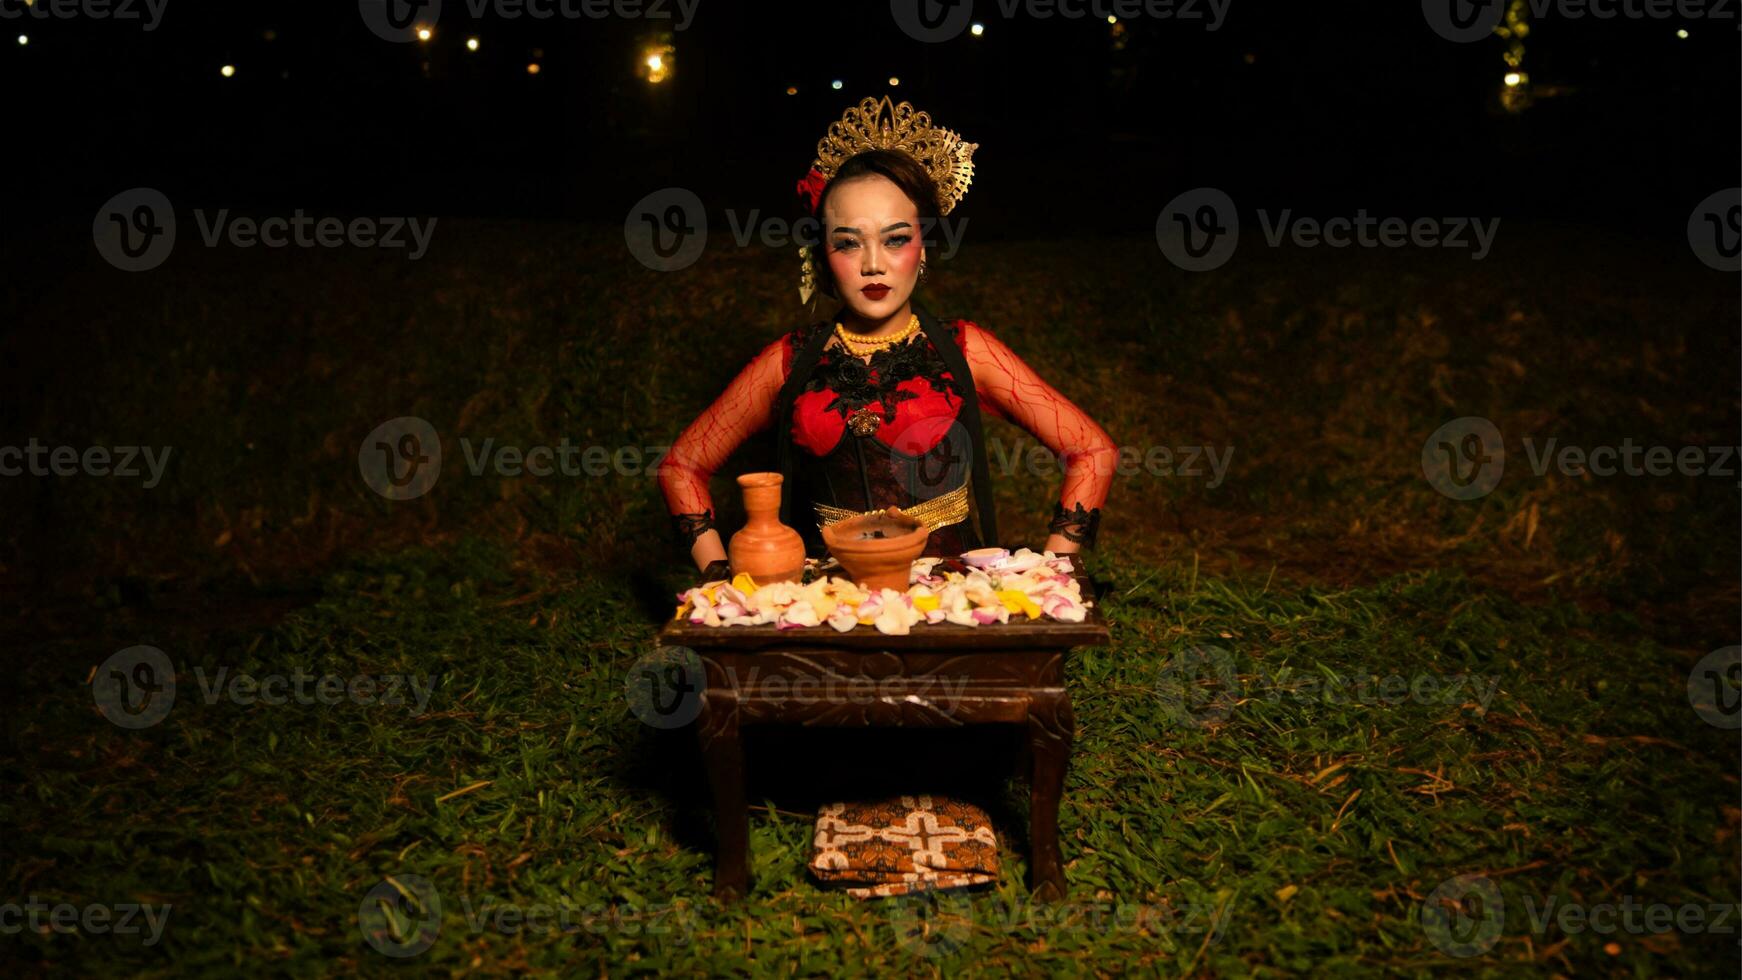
[2,220,1737,976]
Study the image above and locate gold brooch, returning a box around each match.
[848,405,882,437]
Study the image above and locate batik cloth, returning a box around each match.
[809,794,1000,898]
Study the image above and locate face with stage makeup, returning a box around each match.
[820,174,925,326]
[809,149,941,329]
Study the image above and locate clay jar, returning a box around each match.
[728,472,806,584]
[820,507,931,593]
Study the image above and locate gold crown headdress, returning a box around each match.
[796,95,978,306]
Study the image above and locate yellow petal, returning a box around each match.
[730,572,758,595]
[912,595,940,612]
[996,589,1041,619]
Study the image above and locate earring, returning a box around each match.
[919,259,928,282]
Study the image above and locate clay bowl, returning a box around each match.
[820,507,931,593]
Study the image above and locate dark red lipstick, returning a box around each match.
[860,284,891,300]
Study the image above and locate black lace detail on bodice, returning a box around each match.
[801,327,965,427]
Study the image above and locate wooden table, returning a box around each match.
[655,573,1110,902]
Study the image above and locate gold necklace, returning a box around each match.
[833,314,919,356]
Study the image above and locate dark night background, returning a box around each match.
[3,0,1736,233]
[1,1,1738,975]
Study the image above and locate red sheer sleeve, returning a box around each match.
[657,334,791,546]
[959,321,1116,547]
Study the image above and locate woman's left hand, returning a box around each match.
[1043,533,1079,556]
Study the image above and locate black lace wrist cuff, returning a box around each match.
[1048,501,1102,549]
[700,558,732,581]
[672,509,716,548]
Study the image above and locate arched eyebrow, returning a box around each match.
[830,221,914,235]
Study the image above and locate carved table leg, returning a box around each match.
[696,689,748,902]
[1026,688,1075,902]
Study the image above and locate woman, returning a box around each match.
[658,96,1117,577]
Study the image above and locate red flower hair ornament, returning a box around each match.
[796,166,829,215]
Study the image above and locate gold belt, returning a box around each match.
[813,480,971,532]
